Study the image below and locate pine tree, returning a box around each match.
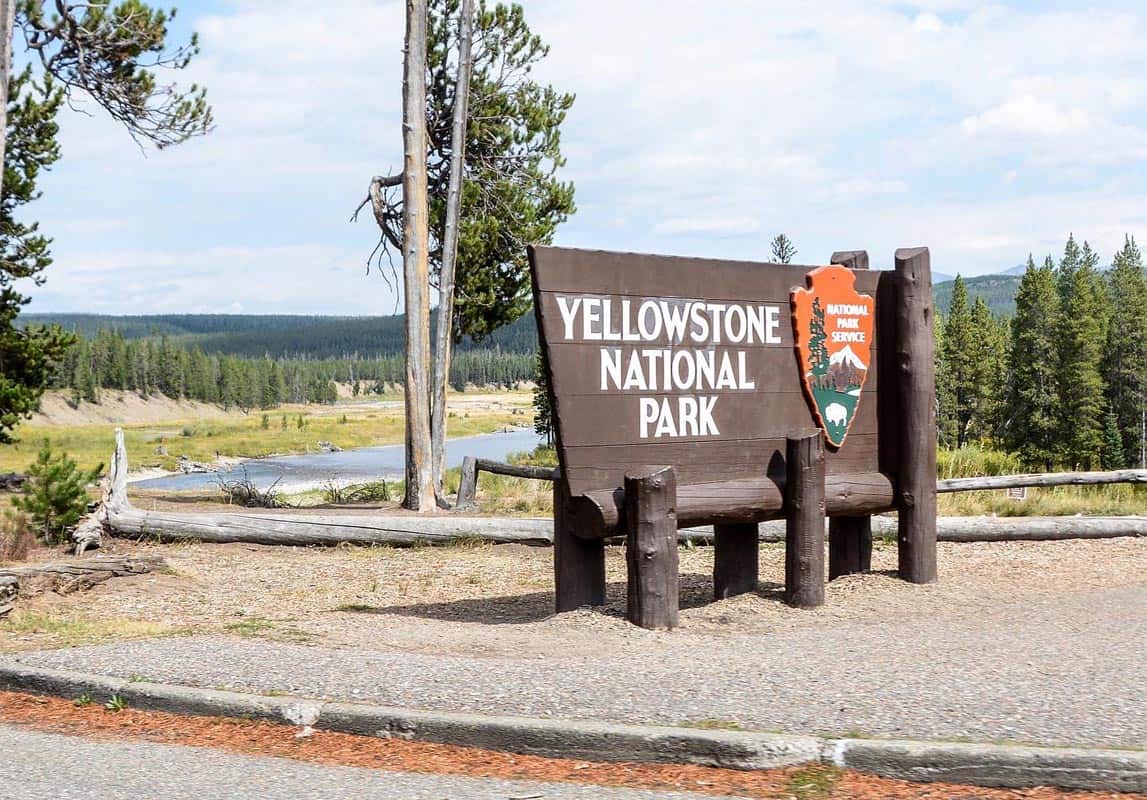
[969,296,1005,442]
[1005,255,1060,469]
[14,439,102,545]
[1101,408,1125,470]
[770,233,797,264]
[0,66,71,440]
[808,298,828,379]
[939,276,978,447]
[1055,237,1107,469]
[1104,235,1147,467]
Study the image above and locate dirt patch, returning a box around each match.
[0,691,1133,799]
[1,537,1143,658]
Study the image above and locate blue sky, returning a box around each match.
[20,0,1147,314]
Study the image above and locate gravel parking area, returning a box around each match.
[2,537,1144,749]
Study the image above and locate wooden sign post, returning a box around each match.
[529,246,937,628]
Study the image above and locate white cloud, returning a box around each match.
[24,0,1147,314]
[961,97,1090,137]
[653,217,761,236]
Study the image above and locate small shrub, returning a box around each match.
[218,470,289,508]
[14,441,103,545]
[104,694,128,712]
[322,480,390,504]
[181,425,195,437]
[338,414,348,425]
[261,414,270,430]
[0,511,35,561]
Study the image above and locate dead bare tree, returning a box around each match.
[430,0,475,495]
[0,0,16,198]
[400,0,435,511]
[354,2,574,510]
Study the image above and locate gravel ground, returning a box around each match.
[2,538,1144,749]
[0,725,739,800]
[5,539,1145,749]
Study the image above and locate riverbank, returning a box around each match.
[0,389,535,476]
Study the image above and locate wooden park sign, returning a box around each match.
[529,246,938,629]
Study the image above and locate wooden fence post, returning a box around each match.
[553,476,605,612]
[894,247,938,584]
[785,431,825,608]
[829,518,872,580]
[455,456,478,510]
[625,466,678,629]
[827,250,873,580]
[713,523,759,600]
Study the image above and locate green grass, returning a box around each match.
[784,765,844,800]
[0,610,175,647]
[937,445,1147,516]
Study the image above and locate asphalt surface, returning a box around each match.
[8,583,1145,749]
[0,725,743,800]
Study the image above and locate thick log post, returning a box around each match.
[827,250,873,580]
[894,247,938,584]
[713,523,759,600]
[455,456,478,510]
[785,431,825,608]
[625,466,678,629]
[828,517,872,580]
[553,476,605,612]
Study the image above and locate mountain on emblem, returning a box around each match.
[790,265,875,448]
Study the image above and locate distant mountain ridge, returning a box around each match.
[20,311,539,359]
[19,261,1074,359]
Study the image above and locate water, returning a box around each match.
[132,428,544,492]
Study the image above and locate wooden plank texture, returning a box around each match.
[529,245,889,500]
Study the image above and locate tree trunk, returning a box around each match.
[0,0,16,200]
[431,0,476,496]
[401,0,435,511]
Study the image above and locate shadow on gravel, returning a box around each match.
[338,574,788,624]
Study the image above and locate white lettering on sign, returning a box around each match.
[557,295,781,440]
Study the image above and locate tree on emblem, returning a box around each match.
[809,298,829,380]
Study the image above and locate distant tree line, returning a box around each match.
[47,329,536,411]
[937,234,1146,470]
[21,310,539,359]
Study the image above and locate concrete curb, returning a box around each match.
[0,663,1142,793]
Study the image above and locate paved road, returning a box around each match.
[0,725,742,800]
[9,584,1144,748]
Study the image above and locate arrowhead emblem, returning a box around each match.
[791,265,875,448]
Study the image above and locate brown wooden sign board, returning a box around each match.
[529,246,895,499]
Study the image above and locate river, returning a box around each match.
[132,428,544,492]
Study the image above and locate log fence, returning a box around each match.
[456,460,1147,509]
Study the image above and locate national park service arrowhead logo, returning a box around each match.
[791,265,874,448]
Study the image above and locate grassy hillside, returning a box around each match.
[933,274,1021,316]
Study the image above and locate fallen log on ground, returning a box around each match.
[101,430,553,547]
[0,577,16,616]
[0,472,24,492]
[0,554,165,616]
[97,430,1146,549]
[683,516,1147,544]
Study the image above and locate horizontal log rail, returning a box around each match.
[456,460,1146,515]
[454,456,560,510]
[937,469,1147,493]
